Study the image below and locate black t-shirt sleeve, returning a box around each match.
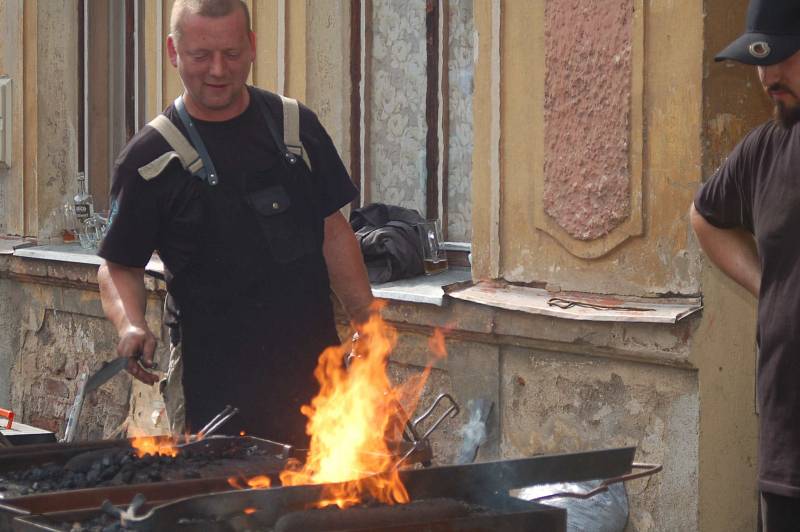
[299,105,358,217]
[693,127,761,233]
[97,131,165,268]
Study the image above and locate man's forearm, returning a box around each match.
[690,204,761,297]
[98,261,149,335]
[98,261,159,382]
[323,211,374,325]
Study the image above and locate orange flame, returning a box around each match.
[276,305,447,509]
[130,435,179,458]
[246,475,272,489]
[243,507,256,515]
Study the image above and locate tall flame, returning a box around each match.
[278,306,447,508]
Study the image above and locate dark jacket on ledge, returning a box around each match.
[349,203,425,283]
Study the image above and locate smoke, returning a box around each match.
[455,399,492,465]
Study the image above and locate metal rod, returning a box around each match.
[62,373,89,443]
[199,407,239,438]
[529,462,663,502]
[196,405,233,438]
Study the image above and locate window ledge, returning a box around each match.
[11,242,164,275]
[371,267,472,306]
[446,281,702,324]
[11,243,468,307]
[0,237,33,255]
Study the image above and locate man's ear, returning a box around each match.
[249,31,256,61]
[167,34,179,68]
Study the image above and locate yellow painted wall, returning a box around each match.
[472,1,764,530]
[473,0,704,297]
[0,0,81,240]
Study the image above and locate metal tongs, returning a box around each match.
[393,393,460,468]
[63,355,156,443]
[196,405,240,439]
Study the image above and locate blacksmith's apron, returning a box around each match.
[167,95,339,447]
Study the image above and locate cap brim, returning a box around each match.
[715,32,800,66]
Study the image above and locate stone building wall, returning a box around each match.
[0,254,168,441]
[0,249,699,530]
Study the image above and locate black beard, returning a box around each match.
[774,101,800,129]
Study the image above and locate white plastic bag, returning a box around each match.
[513,480,629,532]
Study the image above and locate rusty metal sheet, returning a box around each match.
[446,281,702,323]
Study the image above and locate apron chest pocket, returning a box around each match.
[246,185,316,263]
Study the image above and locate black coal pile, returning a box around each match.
[0,438,286,498]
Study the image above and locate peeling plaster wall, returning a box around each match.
[387,332,502,466]
[370,299,703,531]
[11,307,128,439]
[0,257,168,441]
[502,348,697,531]
[0,277,23,407]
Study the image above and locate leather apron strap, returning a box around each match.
[173,96,220,186]
[279,95,312,171]
[140,115,205,180]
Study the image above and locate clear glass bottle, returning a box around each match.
[73,171,94,226]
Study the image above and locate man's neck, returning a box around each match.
[182,87,250,122]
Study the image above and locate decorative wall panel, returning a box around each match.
[535,0,643,258]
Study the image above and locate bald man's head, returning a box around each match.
[170,0,251,43]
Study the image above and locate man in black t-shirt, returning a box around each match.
[97,0,372,446]
[690,0,800,529]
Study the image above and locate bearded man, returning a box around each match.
[690,0,800,529]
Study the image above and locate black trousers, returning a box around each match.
[761,492,800,532]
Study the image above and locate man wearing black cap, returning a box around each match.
[690,1,800,529]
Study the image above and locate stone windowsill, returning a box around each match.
[6,243,702,323]
[7,242,471,306]
[12,242,165,275]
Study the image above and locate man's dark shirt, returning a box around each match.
[694,120,800,497]
[100,87,356,272]
[98,87,357,443]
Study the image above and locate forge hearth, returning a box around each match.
[0,437,288,499]
[0,436,295,531]
[5,447,638,532]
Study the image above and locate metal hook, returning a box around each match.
[410,393,460,441]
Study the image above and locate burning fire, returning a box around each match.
[228,475,272,489]
[129,434,179,458]
[278,305,447,508]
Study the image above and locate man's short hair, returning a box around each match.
[170,0,252,41]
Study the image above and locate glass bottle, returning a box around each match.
[73,171,94,226]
